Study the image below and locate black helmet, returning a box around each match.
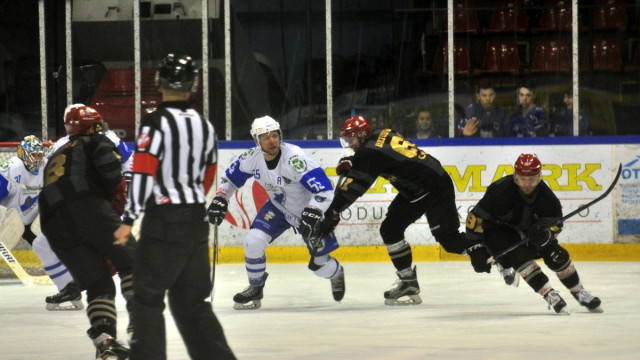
[155,53,198,92]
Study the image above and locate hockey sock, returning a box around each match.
[386,239,413,272]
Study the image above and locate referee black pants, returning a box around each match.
[130,204,235,360]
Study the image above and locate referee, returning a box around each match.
[114,54,236,360]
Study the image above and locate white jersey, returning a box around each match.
[0,156,43,225]
[217,142,334,227]
[49,130,134,174]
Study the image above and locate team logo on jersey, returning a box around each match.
[137,133,151,150]
[263,210,276,221]
[240,148,255,160]
[282,176,291,184]
[288,156,307,173]
[0,161,9,171]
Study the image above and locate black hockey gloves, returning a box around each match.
[207,196,228,226]
[466,240,492,273]
[318,210,341,238]
[336,156,353,176]
[299,207,323,239]
[527,217,560,251]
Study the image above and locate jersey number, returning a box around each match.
[389,136,426,159]
[45,154,67,186]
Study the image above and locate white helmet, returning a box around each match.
[250,116,282,144]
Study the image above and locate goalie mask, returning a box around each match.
[64,104,106,135]
[155,53,198,93]
[17,135,45,175]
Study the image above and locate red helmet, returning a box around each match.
[64,104,105,135]
[514,153,542,176]
[341,115,371,138]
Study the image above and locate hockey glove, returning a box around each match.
[336,156,354,176]
[317,210,341,238]
[300,207,323,239]
[466,240,492,273]
[207,196,228,226]
[527,217,559,251]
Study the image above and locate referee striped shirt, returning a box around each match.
[122,101,217,226]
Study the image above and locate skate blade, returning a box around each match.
[233,300,262,310]
[46,300,84,311]
[384,294,422,306]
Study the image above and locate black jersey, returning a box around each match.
[39,134,123,221]
[471,175,563,230]
[329,128,450,213]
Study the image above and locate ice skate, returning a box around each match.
[92,333,129,360]
[496,263,520,287]
[544,289,568,314]
[384,266,422,305]
[233,272,268,310]
[45,281,83,311]
[330,266,345,302]
[572,288,603,313]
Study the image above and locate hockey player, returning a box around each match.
[39,106,134,359]
[465,153,602,314]
[40,104,134,311]
[0,135,83,310]
[0,136,46,246]
[207,115,346,310]
[313,115,476,305]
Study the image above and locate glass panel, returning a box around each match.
[71,2,136,141]
[331,1,453,139]
[0,2,41,141]
[234,1,323,140]
[578,1,639,136]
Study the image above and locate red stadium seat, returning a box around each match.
[531,0,571,33]
[426,40,472,76]
[593,0,628,31]
[526,39,571,73]
[483,0,528,34]
[580,37,623,72]
[474,40,522,75]
[452,0,480,34]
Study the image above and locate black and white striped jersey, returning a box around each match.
[123,101,217,225]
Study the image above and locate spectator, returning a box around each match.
[549,92,590,136]
[414,108,442,139]
[505,83,549,137]
[457,82,508,137]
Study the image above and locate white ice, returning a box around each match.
[1,261,639,360]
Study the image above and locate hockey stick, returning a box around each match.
[0,240,52,285]
[487,163,622,265]
[0,173,43,191]
[307,174,346,265]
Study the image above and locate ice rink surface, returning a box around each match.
[1,261,639,360]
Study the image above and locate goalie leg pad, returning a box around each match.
[0,207,25,250]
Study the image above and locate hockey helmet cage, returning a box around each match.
[64,104,105,135]
[514,153,542,176]
[155,53,198,93]
[250,116,282,144]
[341,115,371,138]
[17,135,45,175]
